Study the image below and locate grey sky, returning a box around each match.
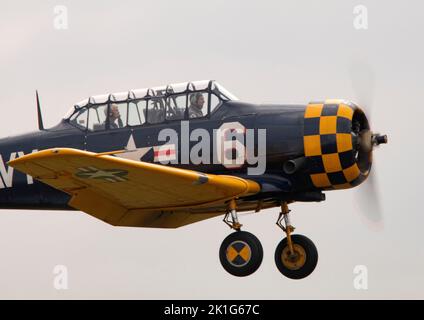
[0,0,422,299]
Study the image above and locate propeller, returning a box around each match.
[349,60,387,228]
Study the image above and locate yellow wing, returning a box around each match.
[8,148,260,228]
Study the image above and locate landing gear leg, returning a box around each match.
[219,199,263,277]
[276,202,295,254]
[223,199,242,231]
[275,202,319,279]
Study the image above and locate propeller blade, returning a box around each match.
[355,169,383,229]
[349,59,375,119]
[350,60,384,229]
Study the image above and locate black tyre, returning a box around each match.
[219,231,263,277]
[274,234,318,279]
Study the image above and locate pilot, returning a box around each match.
[188,93,205,118]
[105,104,123,129]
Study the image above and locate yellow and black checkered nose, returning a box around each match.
[226,241,252,267]
[303,100,369,190]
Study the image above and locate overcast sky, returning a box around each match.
[0,0,422,299]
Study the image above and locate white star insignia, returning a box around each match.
[116,134,151,162]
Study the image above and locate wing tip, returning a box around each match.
[8,148,96,167]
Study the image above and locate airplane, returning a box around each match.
[2,80,387,279]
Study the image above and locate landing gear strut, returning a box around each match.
[219,199,263,277]
[274,202,318,279]
[223,199,242,231]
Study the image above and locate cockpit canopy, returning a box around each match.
[64,80,238,132]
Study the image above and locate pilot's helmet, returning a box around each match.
[190,92,204,108]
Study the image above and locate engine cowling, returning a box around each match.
[303,99,371,190]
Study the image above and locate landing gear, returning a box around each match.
[274,202,318,279]
[219,199,263,277]
[218,200,318,279]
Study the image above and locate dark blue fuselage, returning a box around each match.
[0,101,315,210]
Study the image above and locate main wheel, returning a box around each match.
[274,234,318,279]
[219,231,263,277]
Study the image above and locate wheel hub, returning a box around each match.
[281,244,306,270]
[226,240,252,267]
